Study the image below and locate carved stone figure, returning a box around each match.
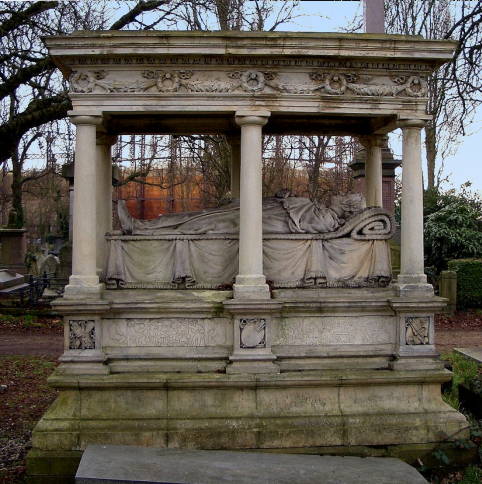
[118,192,368,236]
[405,317,430,345]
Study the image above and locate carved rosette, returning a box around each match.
[69,66,427,99]
[404,316,430,345]
[239,318,266,348]
[69,320,96,350]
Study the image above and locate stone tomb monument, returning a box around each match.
[28,32,467,481]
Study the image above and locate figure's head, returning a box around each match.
[330,193,366,218]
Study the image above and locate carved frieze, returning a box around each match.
[69,67,427,99]
[104,318,226,347]
[68,320,95,350]
[70,70,156,93]
[239,318,266,349]
[274,317,393,346]
[405,316,430,345]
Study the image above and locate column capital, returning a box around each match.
[69,114,103,127]
[359,134,387,149]
[398,119,426,129]
[235,110,270,127]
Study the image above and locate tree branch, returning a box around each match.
[0,94,72,165]
[109,0,168,30]
[0,1,58,38]
[0,56,54,101]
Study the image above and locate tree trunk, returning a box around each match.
[425,123,437,189]
[215,0,230,30]
[9,146,24,228]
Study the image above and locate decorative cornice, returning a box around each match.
[44,31,457,67]
[68,68,428,100]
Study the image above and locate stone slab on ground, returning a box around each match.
[75,445,427,484]
[455,347,482,364]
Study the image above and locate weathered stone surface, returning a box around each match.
[273,315,394,346]
[32,368,468,455]
[75,445,427,484]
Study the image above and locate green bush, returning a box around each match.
[448,259,482,309]
[424,184,482,274]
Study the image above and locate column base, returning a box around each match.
[233,274,270,299]
[233,284,270,299]
[64,275,104,298]
[59,350,109,375]
[393,274,433,297]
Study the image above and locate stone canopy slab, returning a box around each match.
[44,31,456,136]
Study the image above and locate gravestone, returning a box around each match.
[76,445,427,484]
[0,228,27,274]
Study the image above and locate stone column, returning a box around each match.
[68,185,74,243]
[396,119,432,296]
[227,135,241,199]
[64,114,103,298]
[96,133,117,275]
[361,135,385,207]
[233,110,270,300]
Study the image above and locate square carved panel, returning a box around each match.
[69,320,96,350]
[405,316,430,345]
[239,318,266,349]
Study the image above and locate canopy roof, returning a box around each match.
[45,31,456,136]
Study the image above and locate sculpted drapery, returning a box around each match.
[107,193,394,289]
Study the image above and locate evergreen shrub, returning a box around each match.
[447,259,482,308]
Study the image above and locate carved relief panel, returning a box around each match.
[68,56,428,100]
[103,318,229,347]
[404,316,431,345]
[68,320,96,350]
[239,318,266,349]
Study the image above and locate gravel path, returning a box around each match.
[0,330,63,357]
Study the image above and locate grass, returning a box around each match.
[459,465,482,483]
[441,351,479,409]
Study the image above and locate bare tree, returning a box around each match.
[172,0,301,31]
[0,0,182,227]
[385,0,482,189]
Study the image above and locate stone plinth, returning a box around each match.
[27,288,469,482]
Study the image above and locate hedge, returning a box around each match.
[447,258,482,309]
